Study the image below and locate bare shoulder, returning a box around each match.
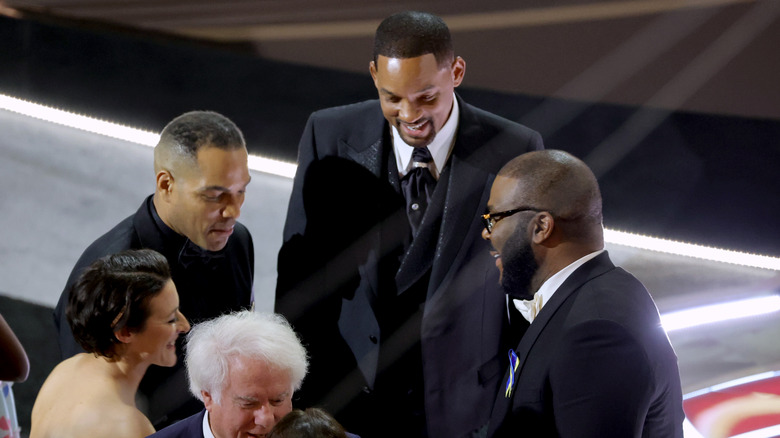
[91,406,155,438]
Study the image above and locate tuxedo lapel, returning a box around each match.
[342,136,384,178]
[423,97,496,298]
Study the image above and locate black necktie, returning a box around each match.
[400,147,436,237]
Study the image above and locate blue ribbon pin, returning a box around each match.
[505,349,520,398]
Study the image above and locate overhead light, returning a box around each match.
[605,229,780,271]
[661,295,780,332]
[0,93,296,178]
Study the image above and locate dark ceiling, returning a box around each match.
[3,0,779,121]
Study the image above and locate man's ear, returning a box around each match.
[531,212,555,245]
[202,390,214,411]
[451,56,466,87]
[156,169,174,199]
[369,60,379,88]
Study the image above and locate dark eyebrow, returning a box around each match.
[199,180,250,193]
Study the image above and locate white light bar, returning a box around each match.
[684,371,780,399]
[0,93,298,178]
[247,155,297,179]
[605,229,780,271]
[661,295,780,332]
[0,94,159,146]
[4,93,780,270]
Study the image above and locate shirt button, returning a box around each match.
[411,203,420,211]
[369,335,378,344]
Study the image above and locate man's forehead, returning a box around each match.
[490,175,526,206]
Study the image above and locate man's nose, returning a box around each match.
[253,405,275,429]
[222,195,242,219]
[398,100,421,122]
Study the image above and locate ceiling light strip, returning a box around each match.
[0,94,159,146]
[661,295,780,332]
[0,93,296,178]
[4,93,780,269]
[684,371,780,399]
[605,229,780,271]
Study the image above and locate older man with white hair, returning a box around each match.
[148,310,308,438]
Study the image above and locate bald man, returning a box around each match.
[482,150,684,437]
[54,111,254,428]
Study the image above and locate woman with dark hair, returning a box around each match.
[268,408,349,438]
[30,249,190,438]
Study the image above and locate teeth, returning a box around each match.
[406,121,425,131]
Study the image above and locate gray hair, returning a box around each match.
[186,310,308,404]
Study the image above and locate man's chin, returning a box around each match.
[501,277,533,300]
[398,132,434,148]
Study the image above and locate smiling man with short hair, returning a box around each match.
[276,11,543,437]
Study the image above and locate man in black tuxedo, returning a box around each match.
[54,111,254,428]
[482,150,684,437]
[276,11,543,437]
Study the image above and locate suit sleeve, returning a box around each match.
[550,319,654,438]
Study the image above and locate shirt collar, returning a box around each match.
[203,410,216,438]
[392,93,459,180]
[513,249,605,323]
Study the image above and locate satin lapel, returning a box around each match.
[342,137,384,178]
[420,97,496,299]
[428,148,492,297]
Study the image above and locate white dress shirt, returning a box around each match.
[392,93,459,180]
[202,410,216,438]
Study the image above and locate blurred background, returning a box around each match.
[1,1,779,436]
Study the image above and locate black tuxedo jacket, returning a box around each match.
[146,409,205,438]
[276,96,543,437]
[53,196,254,428]
[487,252,685,437]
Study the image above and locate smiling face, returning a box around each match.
[370,53,465,148]
[126,280,190,367]
[483,175,539,299]
[204,357,294,438]
[162,146,251,252]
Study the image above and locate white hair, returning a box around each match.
[186,310,308,404]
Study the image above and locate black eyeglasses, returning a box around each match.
[482,207,544,233]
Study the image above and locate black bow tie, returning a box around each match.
[178,240,226,268]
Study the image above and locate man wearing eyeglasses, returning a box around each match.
[481,150,684,437]
[275,11,542,438]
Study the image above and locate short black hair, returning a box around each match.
[156,110,246,162]
[268,408,347,438]
[67,249,171,360]
[373,11,454,67]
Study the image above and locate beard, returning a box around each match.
[500,235,538,300]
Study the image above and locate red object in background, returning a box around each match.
[684,373,780,437]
